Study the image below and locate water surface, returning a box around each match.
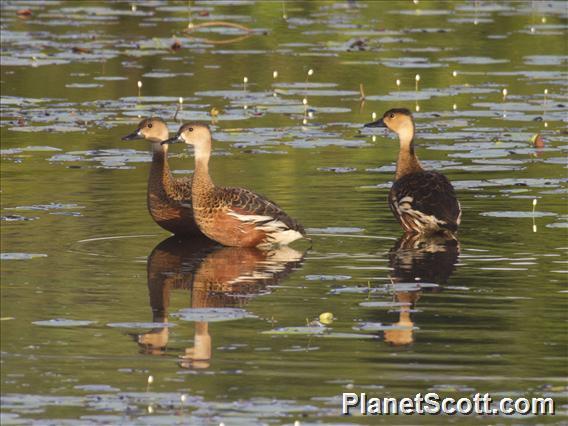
[1,1,567,424]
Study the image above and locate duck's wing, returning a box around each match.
[389,171,461,233]
[218,187,306,235]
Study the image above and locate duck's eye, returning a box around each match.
[188,127,193,132]
[147,123,153,128]
[389,113,395,119]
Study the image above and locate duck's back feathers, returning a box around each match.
[389,171,461,234]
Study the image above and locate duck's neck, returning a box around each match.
[192,139,215,198]
[395,123,423,180]
[149,143,173,192]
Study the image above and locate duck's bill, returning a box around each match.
[363,118,386,128]
[121,130,142,140]
[161,135,181,145]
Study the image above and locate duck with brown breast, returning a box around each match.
[122,118,204,237]
[162,123,308,248]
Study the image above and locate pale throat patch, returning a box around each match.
[397,123,415,147]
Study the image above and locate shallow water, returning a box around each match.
[1,1,567,424]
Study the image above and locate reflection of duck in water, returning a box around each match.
[383,234,460,346]
[137,236,305,367]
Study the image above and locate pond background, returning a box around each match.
[1,1,567,424]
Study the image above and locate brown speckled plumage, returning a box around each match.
[122,117,203,237]
[163,123,306,247]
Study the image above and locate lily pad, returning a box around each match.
[172,308,255,322]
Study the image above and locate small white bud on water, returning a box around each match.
[308,111,314,118]
[219,423,225,426]
[243,104,248,110]
[453,103,457,111]
[131,5,137,12]
[541,17,547,24]
[533,224,537,233]
[452,70,458,78]
[502,88,508,97]
[294,421,301,426]
[302,118,308,125]
[415,74,420,82]
[147,405,153,414]
[302,98,308,105]
[544,121,548,128]
[147,375,154,384]
[137,81,142,89]
[372,112,377,120]
[273,70,278,79]
[415,104,420,112]
[413,0,419,4]
[396,79,401,87]
[530,26,535,33]
[178,97,183,104]
[308,69,314,76]
[544,88,548,95]
[533,199,537,207]
[180,394,187,403]
[372,135,376,142]
[474,18,478,25]
[243,76,248,84]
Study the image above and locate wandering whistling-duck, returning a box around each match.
[161,123,307,247]
[121,118,203,237]
[365,108,461,235]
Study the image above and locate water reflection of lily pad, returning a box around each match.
[9,125,86,132]
[330,286,387,295]
[65,83,103,88]
[359,301,412,308]
[481,211,557,218]
[1,253,47,260]
[317,167,356,173]
[6,202,84,211]
[354,322,416,331]
[441,56,509,64]
[306,227,364,234]
[305,275,351,281]
[74,384,119,392]
[263,326,326,335]
[107,322,176,329]
[173,308,255,322]
[547,222,568,228]
[33,319,95,327]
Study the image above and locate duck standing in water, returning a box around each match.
[122,118,203,237]
[365,108,461,235]
[161,123,306,247]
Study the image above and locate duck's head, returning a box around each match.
[122,117,169,143]
[161,123,211,148]
[364,108,415,142]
